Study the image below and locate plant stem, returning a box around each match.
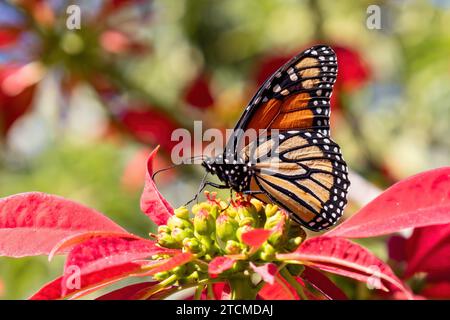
[280,267,308,300]
[207,284,215,300]
[229,274,259,300]
[194,285,204,300]
[140,274,178,300]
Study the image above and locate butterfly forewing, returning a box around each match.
[228,45,337,153]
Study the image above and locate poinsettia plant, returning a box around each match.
[0,146,448,300]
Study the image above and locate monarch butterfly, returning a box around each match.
[199,45,350,231]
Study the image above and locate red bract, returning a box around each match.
[0,192,126,257]
[140,146,174,225]
[209,257,236,275]
[278,237,411,297]
[0,1,156,141]
[405,224,450,278]
[0,147,448,300]
[241,229,272,248]
[387,223,450,299]
[183,73,215,109]
[327,167,450,238]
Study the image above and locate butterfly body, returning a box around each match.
[202,155,252,192]
[201,45,350,231]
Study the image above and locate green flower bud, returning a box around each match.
[197,234,215,254]
[153,271,170,281]
[265,204,279,218]
[239,217,255,227]
[173,265,187,277]
[250,198,264,213]
[183,237,203,254]
[167,215,192,230]
[192,202,212,215]
[158,225,171,234]
[237,205,258,220]
[225,240,242,255]
[186,271,199,282]
[285,236,303,251]
[158,232,181,249]
[260,243,276,261]
[267,213,289,247]
[203,253,213,261]
[194,209,215,235]
[216,213,238,242]
[174,207,190,220]
[171,227,193,243]
[209,205,220,219]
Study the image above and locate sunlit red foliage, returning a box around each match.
[0,0,159,140]
[389,223,450,299]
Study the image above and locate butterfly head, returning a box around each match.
[202,154,252,192]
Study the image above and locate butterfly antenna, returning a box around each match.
[151,154,206,181]
[152,163,184,181]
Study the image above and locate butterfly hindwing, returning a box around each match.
[241,130,350,231]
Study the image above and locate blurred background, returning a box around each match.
[0,0,449,299]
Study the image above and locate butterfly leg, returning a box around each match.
[204,181,229,189]
[184,173,210,206]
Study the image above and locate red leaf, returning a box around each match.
[258,274,298,300]
[96,282,157,300]
[421,281,450,299]
[327,167,450,238]
[208,256,235,275]
[404,223,450,278]
[30,276,64,300]
[30,263,143,300]
[278,236,412,298]
[0,192,126,257]
[62,237,171,296]
[300,266,347,300]
[250,262,277,285]
[241,229,271,248]
[387,235,408,263]
[146,252,193,276]
[48,231,142,261]
[140,146,174,225]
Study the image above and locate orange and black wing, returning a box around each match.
[228,45,337,152]
[240,131,350,231]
